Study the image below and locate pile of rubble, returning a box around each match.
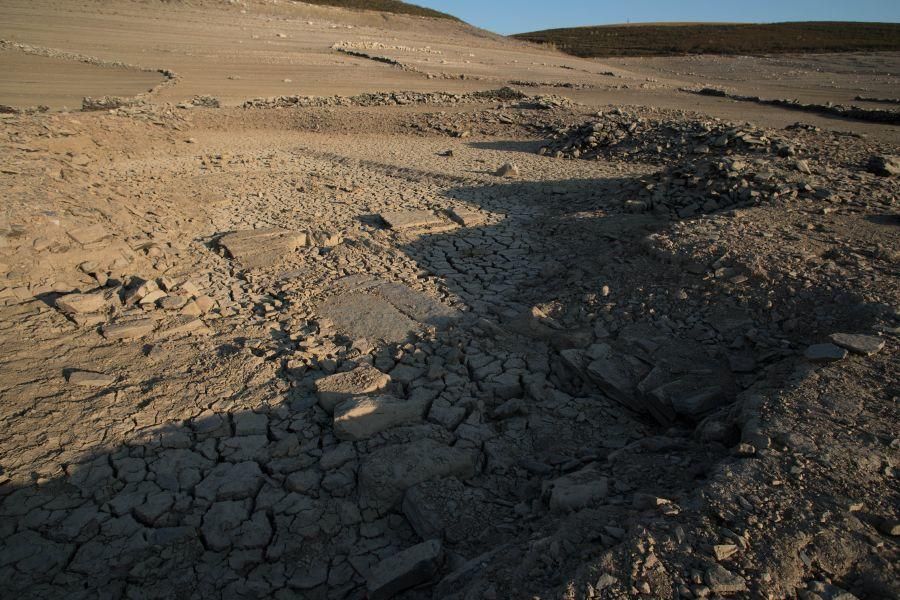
[539,108,784,162]
[241,87,526,109]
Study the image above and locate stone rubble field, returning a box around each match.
[0,2,899,600]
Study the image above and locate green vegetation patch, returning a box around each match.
[513,22,900,57]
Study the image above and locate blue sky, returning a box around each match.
[414,0,900,34]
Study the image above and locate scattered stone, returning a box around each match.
[67,225,109,246]
[829,333,885,356]
[380,210,453,231]
[333,395,429,440]
[102,318,156,340]
[713,544,738,561]
[543,466,609,512]
[866,155,899,177]
[315,365,391,414]
[705,565,747,594]
[366,539,443,600]
[219,228,307,269]
[804,343,848,363]
[67,370,115,387]
[56,292,106,315]
[495,162,520,177]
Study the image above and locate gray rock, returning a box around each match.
[315,365,391,414]
[56,292,107,315]
[804,343,848,363]
[495,163,520,178]
[380,210,453,231]
[102,318,156,340]
[67,370,115,387]
[543,466,609,512]
[234,412,268,436]
[333,395,429,440]
[366,539,443,600]
[706,564,747,594]
[829,333,885,356]
[219,228,307,269]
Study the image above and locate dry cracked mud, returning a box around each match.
[0,1,898,600]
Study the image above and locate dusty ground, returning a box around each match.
[0,1,898,599]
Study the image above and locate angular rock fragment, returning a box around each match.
[804,343,848,363]
[67,225,109,246]
[366,539,443,600]
[705,565,747,594]
[219,228,307,269]
[495,162,520,177]
[314,365,391,414]
[447,207,487,227]
[56,292,106,315]
[380,210,453,232]
[829,333,885,356]
[333,395,429,441]
[102,318,156,340]
[67,370,114,387]
[543,466,608,512]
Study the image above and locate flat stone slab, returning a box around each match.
[219,228,307,269]
[333,395,429,441]
[317,277,459,344]
[366,539,443,600]
[102,318,156,340]
[360,439,479,512]
[544,466,609,512]
[805,343,848,363]
[315,365,391,414]
[57,292,106,315]
[447,207,487,227]
[705,565,747,594]
[829,333,885,356]
[380,210,454,232]
[67,370,114,387]
[67,224,109,246]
